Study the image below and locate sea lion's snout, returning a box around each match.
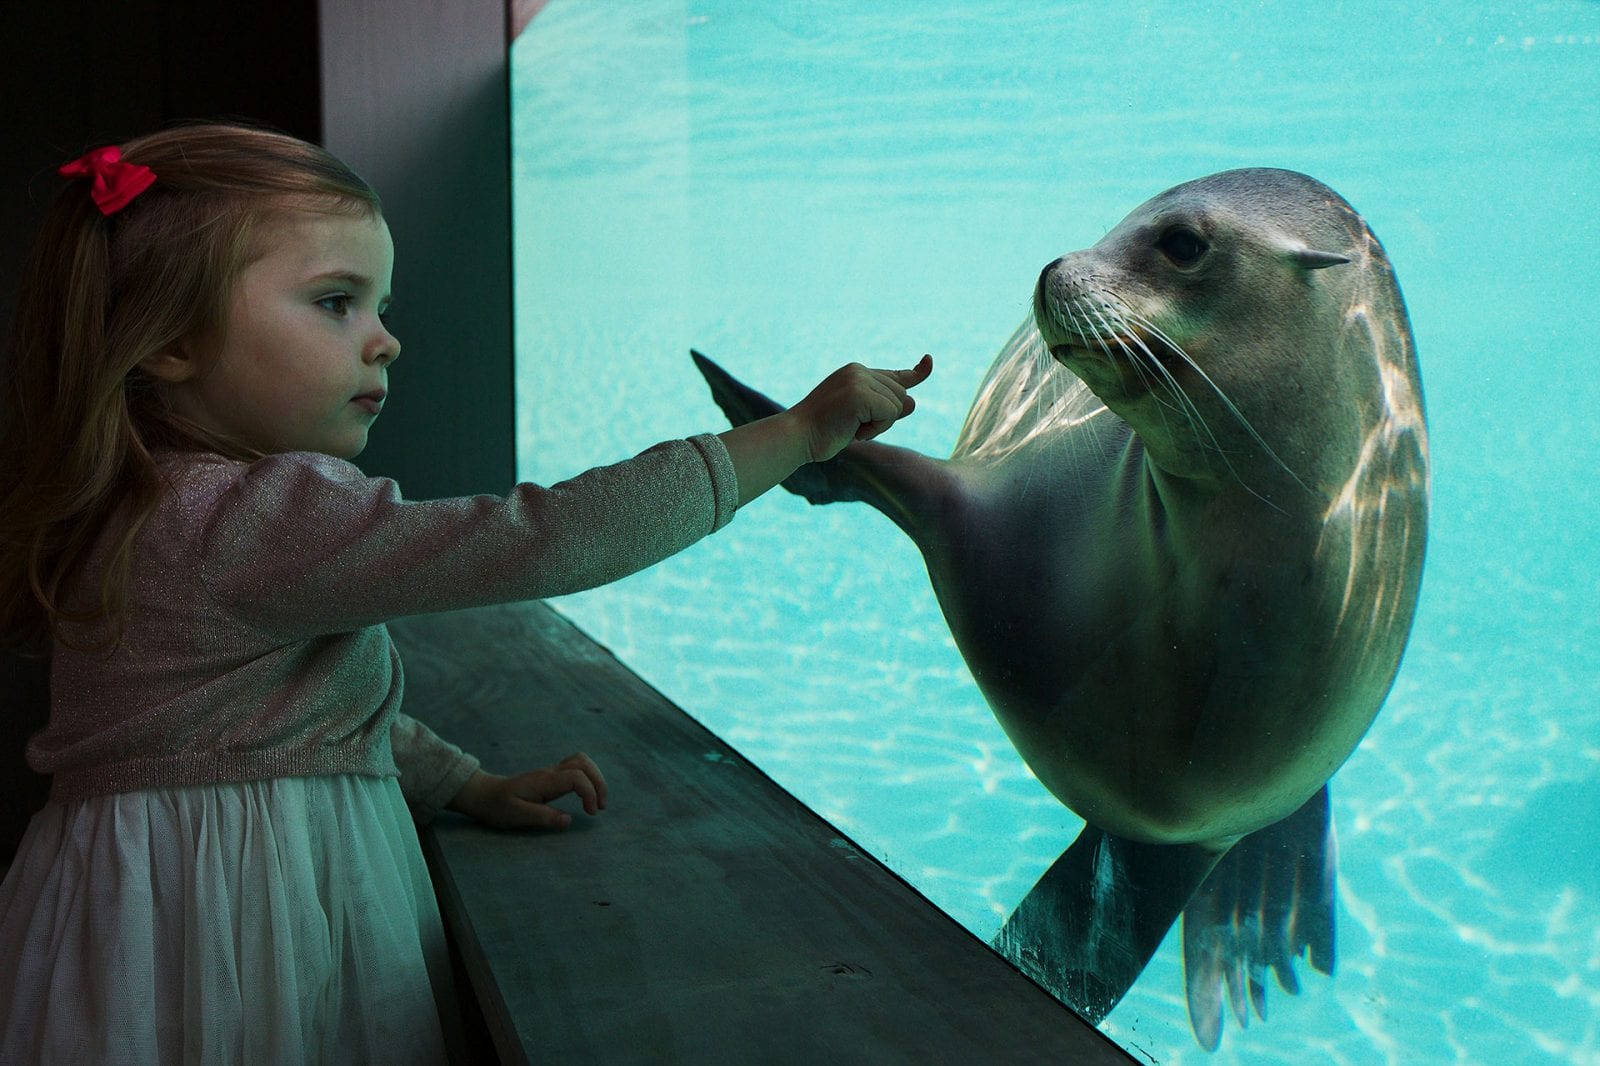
[1034,256,1076,314]
[1034,255,1102,356]
[1034,257,1070,348]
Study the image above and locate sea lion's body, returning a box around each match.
[694,168,1428,1046]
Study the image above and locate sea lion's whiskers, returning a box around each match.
[1072,290,1184,429]
[1030,312,1062,429]
[1015,308,1059,459]
[1121,330,1285,511]
[1040,298,1112,489]
[1123,309,1311,496]
[1124,332,1227,459]
[1124,314,1244,439]
[1060,289,1277,508]
[1079,296,1220,448]
[1079,296,1191,446]
[1109,314,1206,430]
[1084,299,1285,512]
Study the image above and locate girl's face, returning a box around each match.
[165,210,399,458]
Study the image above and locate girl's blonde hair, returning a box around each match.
[0,122,382,653]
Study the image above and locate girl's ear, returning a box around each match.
[140,346,200,383]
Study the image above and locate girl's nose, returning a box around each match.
[366,328,401,366]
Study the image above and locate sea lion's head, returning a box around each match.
[1034,168,1418,509]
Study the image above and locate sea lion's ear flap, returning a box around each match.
[1292,248,1352,270]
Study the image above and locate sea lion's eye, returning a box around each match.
[1156,227,1208,268]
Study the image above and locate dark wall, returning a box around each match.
[0,0,324,344]
[320,0,516,501]
[0,1,515,859]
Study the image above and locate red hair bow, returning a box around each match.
[58,146,157,216]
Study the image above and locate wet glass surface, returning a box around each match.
[510,4,1600,1060]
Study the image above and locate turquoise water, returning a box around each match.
[509,3,1600,1061]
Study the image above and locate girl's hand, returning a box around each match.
[447,753,608,830]
[717,355,932,507]
[790,355,933,463]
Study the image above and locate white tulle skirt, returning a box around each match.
[0,774,454,1064]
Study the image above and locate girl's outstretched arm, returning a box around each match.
[718,355,932,508]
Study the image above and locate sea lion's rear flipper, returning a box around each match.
[691,350,949,537]
[992,827,1226,1027]
[1179,786,1337,1051]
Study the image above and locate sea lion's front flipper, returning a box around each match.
[691,350,952,539]
[992,828,1226,1027]
[691,350,783,430]
[692,350,830,503]
[1179,786,1337,1051]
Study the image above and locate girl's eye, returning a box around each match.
[317,294,352,315]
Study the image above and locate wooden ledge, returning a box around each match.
[391,602,1131,1064]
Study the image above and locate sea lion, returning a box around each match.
[693,168,1428,1047]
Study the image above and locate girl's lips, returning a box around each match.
[351,392,385,415]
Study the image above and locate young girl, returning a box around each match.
[0,123,930,1063]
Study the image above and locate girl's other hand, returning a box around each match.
[790,355,932,463]
[447,753,608,830]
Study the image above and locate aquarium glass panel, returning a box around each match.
[510,3,1600,1061]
